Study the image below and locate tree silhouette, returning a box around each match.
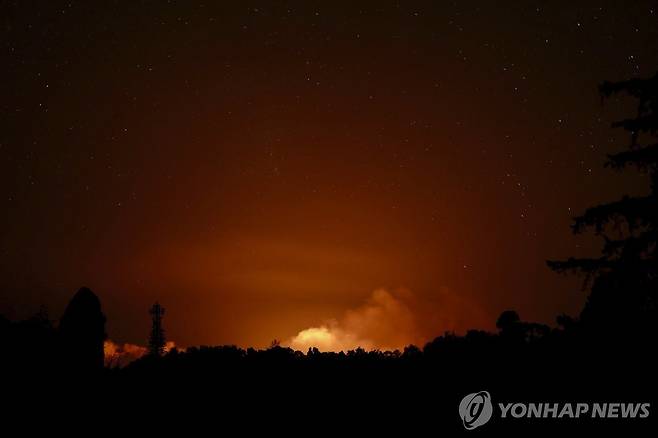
[58,287,106,371]
[148,302,166,357]
[496,310,520,332]
[548,73,658,341]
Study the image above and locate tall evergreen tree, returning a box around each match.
[59,287,107,370]
[148,302,166,357]
[548,73,658,342]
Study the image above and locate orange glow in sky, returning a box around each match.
[2,2,654,351]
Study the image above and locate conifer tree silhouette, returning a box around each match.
[548,73,658,340]
[148,302,166,357]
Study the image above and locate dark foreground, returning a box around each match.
[5,335,656,434]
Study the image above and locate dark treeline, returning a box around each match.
[2,74,657,431]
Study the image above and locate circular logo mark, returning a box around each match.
[459,391,493,430]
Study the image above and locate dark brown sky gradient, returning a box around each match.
[1,1,657,348]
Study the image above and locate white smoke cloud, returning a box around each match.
[286,288,421,352]
[286,324,367,351]
[286,286,490,352]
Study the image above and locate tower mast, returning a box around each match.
[148,302,166,357]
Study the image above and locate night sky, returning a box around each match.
[2,1,657,350]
